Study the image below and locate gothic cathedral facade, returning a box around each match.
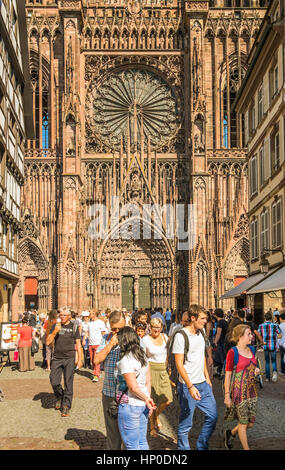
[16,0,267,315]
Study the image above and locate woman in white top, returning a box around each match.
[82,310,106,382]
[117,327,156,450]
[140,317,173,436]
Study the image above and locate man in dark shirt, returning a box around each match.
[245,313,263,351]
[46,307,81,417]
[28,310,37,328]
[224,308,245,355]
[213,308,228,379]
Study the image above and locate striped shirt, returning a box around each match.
[258,321,282,351]
[97,333,120,398]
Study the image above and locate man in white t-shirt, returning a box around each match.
[172,305,217,450]
[82,311,106,382]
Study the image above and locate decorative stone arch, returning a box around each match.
[222,237,249,302]
[18,237,49,312]
[96,217,175,310]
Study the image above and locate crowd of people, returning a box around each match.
[13,304,285,450]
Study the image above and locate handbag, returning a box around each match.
[31,338,39,354]
[107,386,128,419]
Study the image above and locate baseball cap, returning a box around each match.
[82,311,90,317]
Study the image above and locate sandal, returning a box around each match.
[155,416,162,431]
[149,413,158,437]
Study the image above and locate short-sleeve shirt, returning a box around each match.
[87,320,106,346]
[140,334,168,363]
[216,319,228,345]
[117,352,149,407]
[50,322,80,359]
[165,311,172,321]
[172,328,206,385]
[18,326,33,348]
[257,321,282,351]
[226,348,257,373]
[97,333,120,397]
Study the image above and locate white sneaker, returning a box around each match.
[272,371,278,383]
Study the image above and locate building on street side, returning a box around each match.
[0,0,33,322]
[235,0,285,323]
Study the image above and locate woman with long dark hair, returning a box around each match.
[116,326,156,450]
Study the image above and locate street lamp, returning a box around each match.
[259,253,270,275]
[260,249,285,276]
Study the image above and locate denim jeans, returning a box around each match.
[264,350,277,379]
[280,346,285,373]
[118,403,149,450]
[177,381,217,450]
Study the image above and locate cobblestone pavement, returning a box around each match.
[0,349,284,451]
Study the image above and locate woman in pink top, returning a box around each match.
[17,317,36,372]
[223,324,260,450]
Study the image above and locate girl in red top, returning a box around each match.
[223,324,260,450]
[17,317,36,372]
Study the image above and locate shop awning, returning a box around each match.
[219,269,275,300]
[247,265,285,294]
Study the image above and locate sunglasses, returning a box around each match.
[111,327,123,332]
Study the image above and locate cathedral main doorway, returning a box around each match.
[121,275,151,311]
[97,230,173,311]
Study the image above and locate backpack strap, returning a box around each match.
[248,345,256,356]
[199,328,211,349]
[233,346,239,367]
[175,330,190,364]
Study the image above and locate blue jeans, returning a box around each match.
[280,346,285,373]
[264,350,277,379]
[118,403,149,450]
[177,381,217,450]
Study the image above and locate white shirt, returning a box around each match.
[87,320,106,346]
[140,334,168,363]
[118,352,149,407]
[172,328,206,385]
[81,321,89,335]
[278,322,285,348]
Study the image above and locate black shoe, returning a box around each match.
[55,399,62,410]
[224,429,234,450]
[61,405,70,417]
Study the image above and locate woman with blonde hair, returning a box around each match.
[224,324,260,450]
[140,316,173,436]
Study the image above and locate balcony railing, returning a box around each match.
[25,148,57,159]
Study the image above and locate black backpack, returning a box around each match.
[167,328,209,386]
